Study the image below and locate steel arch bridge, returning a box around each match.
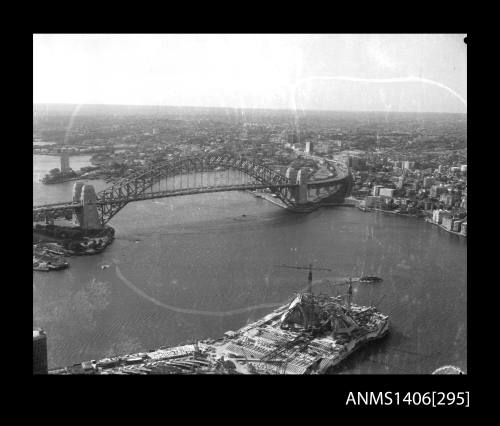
[33,153,299,226]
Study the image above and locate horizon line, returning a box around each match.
[33,102,467,115]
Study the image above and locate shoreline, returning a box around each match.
[33,225,115,271]
[247,191,289,209]
[248,190,357,211]
[371,208,422,219]
[33,152,101,157]
[425,218,466,238]
[33,237,113,256]
[363,207,467,238]
[41,176,81,185]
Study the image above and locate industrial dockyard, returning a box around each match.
[49,276,389,375]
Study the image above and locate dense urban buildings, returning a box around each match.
[34,105,467,234]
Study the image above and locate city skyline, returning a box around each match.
[33,34,467,114]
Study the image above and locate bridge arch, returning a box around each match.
[33,154,354,227]
[96,153,298,224]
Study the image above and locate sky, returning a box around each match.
[33,34,467,113]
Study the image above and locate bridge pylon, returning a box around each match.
[72,182,102,230]
[296,168,309,205]
[72,182,84,226]
[285,167,299,202]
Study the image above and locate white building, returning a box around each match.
[432,209,446,224]
[402,161,415,171]
[379,188,395,198]
[372,185,384,196]
[305,141,313,154]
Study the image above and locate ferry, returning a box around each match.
[47,261,69,271]
[358,276,383,284]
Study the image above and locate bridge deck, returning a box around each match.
[33,183,297,211]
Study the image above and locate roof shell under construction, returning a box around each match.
[50,289,389,375]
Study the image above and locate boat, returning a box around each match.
[33,261,50,272]
[47,261,69,271]
[34,255,69,271]
[358,276,383,283]
[125,356,145,365]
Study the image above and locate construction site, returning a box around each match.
[49,267,389,375]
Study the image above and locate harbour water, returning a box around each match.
[33,155,108,205]
[33,156,467,373]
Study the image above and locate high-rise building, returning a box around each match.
[372,185,383,196]
[432,209,446,224]
[441,215,454,231]
[305,141,313,154]
[288,131,299,145]
[33,329,48,374]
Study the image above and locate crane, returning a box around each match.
[274,263,332,295]
[275,263,359,311]
[274,263,337,335]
